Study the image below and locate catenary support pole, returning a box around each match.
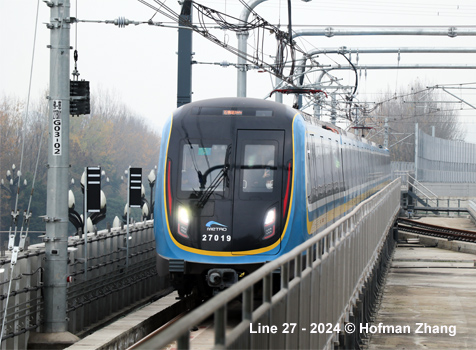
[415,123,419,181]
[43,0,71,333]
[177,0,193,108]
[28,0,80,347]
[237,0,268,97]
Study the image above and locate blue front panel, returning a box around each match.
[154,113,299,265]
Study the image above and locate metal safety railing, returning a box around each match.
[65,221,162,335]
[469,201,476,224]
[135,179,401,350]
[392,170,414,192]
[0,248,44,349]
[398,170,472,214]
[0,220,163,349]
[406,173,439,207]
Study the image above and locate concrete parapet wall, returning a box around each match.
[399,232,476,255]
[0,220,168,350]
[64,292,189,350]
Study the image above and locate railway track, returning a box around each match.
[397,218,476,243]
[67,290,203,350]
[127,311,190,350]
[128,297,243,350]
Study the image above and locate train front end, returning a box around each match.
[154,98,300,295]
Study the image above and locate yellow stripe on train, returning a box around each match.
[307,180,390,235]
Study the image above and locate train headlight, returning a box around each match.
[177,206,190,238]
[263,207,276,239]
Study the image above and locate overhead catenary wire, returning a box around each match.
[1,0,41,344]
[134,0,324,88]
[128,1,475,126]
[75,1,359,111]
[17,125,45,250]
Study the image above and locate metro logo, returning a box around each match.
[206,221,228,232]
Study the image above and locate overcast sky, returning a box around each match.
[1,0,476,143]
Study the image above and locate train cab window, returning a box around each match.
[242,144,276,193]
[180,142,229,193]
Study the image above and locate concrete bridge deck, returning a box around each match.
[368,218,476,349]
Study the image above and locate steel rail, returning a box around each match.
[397,218,476,242]
[127,312,188,350]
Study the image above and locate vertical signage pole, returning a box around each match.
[83,167,88,280]
[84,166,101,279]
[126,167,142,268]
[126,167,131,268]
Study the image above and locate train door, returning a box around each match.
[232,130,285,255]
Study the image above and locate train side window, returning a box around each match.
[316,139,325,200]
[356,147,363,185]
[242,144,276,193]
[323,140,333,197]
[332,140,342,193]
[311,137,319,202]
[347,146,353,190]
[306,135,317,203]
[306,144,311,202]
[337,143,344,192]
[366,149,371,182]
[351,145,361,187]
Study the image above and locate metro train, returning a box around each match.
[154,97,391,296]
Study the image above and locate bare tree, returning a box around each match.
[365,80,465,162]
[0,94,49,232]
[70,88,161,182]
[1,89,161,232]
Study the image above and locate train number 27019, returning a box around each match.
[202,234,231,242]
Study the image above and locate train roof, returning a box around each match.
[175,97,296,116]
[174,97,388,153]
[300,111,388,152]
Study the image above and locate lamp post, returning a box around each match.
[121,167,156,222]
[147,167,156,220]
[79,170,107,228]
[1,165,28,246]
[68,170,107,236]
[1,165,28,213]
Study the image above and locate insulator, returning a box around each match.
[114,17,129,28]
[448,26,457,38]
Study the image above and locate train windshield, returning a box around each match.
[180,142,229,193]
[242,144,277,193]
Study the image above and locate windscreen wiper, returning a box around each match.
[196,166,227,208]
[196,145,231,208]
